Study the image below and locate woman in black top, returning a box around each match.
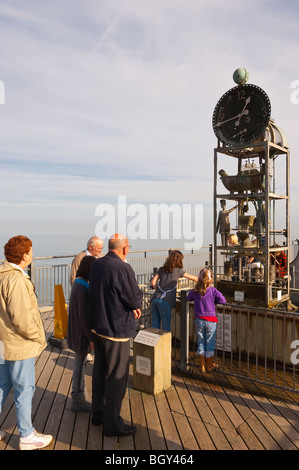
[150,250,198,331]
[67,255,96,412]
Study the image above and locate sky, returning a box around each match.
[0,0,299,257]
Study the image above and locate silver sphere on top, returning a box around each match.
[233,68,249,85]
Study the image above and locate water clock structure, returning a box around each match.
[212,68,291,310]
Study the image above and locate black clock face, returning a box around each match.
[212,84,271,148]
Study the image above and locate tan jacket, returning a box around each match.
[70,250,87,286]
[0,261,47,361]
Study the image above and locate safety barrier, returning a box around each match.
[177,289,299,393]
[26,246,212,306]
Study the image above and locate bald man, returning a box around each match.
[88,234,143,437]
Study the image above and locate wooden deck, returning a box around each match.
[1,306,299,451]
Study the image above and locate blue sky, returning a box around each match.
[0,0,299,256]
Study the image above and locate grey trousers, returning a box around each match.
[72,352,87,394]
[92,333,130,432]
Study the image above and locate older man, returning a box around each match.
[0,235,52,450]
[88,234,143,437]
[70,236,103,285]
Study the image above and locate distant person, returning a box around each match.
[227,233,247,279]
[228,233,238,246]
[68,255,96,413]
[271,244,287,285]
[88,234,143,436]
[187,268,226,373]
[150,250,198,331]
[0,235,53,450]
[70,236,103,285]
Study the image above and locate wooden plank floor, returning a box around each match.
[0,307,299,451]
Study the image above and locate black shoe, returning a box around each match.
[104,424,137,437]
[91,413,104,426]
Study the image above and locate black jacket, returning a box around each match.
[67,279,91,355]
[88,251,143,338]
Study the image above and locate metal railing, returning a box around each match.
[2,245,298,393]
[29,255,74,307]
[215,303,299,392]
[27,246,212,306]
[178,289,299,393]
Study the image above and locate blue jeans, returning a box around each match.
[0,357,35,437]
[151,297,172,331]
[195,318,217,358]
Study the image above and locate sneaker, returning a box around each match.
[19,430,53,450]
[0,429,6,441]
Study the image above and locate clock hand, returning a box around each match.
[215,114,242,127]
[240,96,251,114]
[232,128,247,138]
[216,96,251,127]
[235,109,249,126]
[235,96,251,125]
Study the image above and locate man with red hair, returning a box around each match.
[0,235,53,450]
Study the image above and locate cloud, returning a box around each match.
[0,0,299,254]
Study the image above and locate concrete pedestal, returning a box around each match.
[133,328,171,395]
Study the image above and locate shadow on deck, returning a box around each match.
[0,307,299,451]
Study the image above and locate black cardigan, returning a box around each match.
[67,279,91,354]
[87,251,143,339]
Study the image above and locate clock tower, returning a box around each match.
[212,69,291,310]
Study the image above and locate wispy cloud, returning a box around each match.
[0,0,299,253]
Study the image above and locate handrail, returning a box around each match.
[177,291,299,392]
[0,244,209,263]
[8,246,211,307]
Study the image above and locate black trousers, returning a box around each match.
[92,333,130,432]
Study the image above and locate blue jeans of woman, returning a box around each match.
[195,318,217,358]
[151,297,172,331]
[0,357,35,437]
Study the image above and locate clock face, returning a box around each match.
[212,84,271,148]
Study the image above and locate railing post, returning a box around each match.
[179,289,190,372]
[208,243,213,269]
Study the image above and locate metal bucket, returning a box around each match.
[239,215,255,229]
[219,170,265,193]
